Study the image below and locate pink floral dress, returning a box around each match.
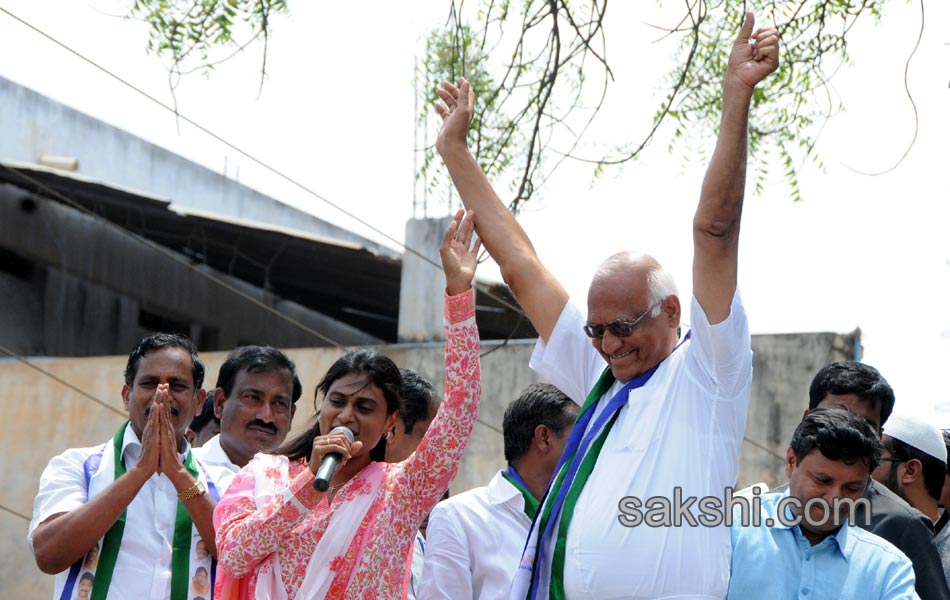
[214,290,481,599]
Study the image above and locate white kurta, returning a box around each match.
[421,470,533,599]
[192,433,240,494]
[28,426,229,600]
[529,292,752,600]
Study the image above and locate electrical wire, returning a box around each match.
[0,343,123,417]
[742,435,786,462]
[0,5,527,321]
[0,164,348,349]
[0,502,30,522]
[0,7,792,463]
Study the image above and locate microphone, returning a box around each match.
[313,426,355,492]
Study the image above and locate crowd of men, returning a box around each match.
[27,339,950,600]
[24,11,949,600]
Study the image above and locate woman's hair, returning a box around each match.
[278,348,403,463]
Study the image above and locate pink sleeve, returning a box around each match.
[400,288,481,520]
[214,458,323,578]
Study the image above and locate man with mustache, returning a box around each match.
[195,345,302,490]
[29,333,223,599]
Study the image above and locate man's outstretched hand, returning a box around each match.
[726,12,780,91]
[435,78,475,154]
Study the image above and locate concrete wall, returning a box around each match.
[739,331,859,488]
[0,76,397,258]
[397,216,455,342]
[1,331,855,598]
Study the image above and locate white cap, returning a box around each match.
[883,414,948,464]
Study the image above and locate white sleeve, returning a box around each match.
[418,504,474,599]
[529,300,607,405]
[27,448,93,550]
[406,532,425,600]
[685,290,753,400]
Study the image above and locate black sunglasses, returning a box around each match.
[583,301,660,339]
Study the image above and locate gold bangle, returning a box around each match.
[177,480,207,503]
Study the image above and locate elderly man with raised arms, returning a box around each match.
[435,12,779,599]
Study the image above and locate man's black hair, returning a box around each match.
[808,361,895,426]
[124,332,205,390]
[398,368,438,434]
[503,383,578,462]
[791,407,882,472]
[215,345,302,403]
[190,395,219,431]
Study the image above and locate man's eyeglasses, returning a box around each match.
[583,301,661,339]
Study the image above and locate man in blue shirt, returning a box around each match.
[778,361,949,600]
[728,408,918,600]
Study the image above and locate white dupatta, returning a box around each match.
[245,454,385,600]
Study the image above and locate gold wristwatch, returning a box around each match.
[177,480,207,502]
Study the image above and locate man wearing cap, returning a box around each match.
[873,414,950,587]
[797,361,950,600]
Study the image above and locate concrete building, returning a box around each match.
[0,76,531,357]
[0,76,399,254]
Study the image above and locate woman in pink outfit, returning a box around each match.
[214,210,483,599]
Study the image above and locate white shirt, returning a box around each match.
[27,425,227,600]
[192,433,240,494]
[406,531,426,600]
[530,292,752,600]
[420,470,533,599]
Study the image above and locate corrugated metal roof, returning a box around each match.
[0,162,536,342]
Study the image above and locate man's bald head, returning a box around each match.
[591,252,678,315]
[586,251,681,382]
